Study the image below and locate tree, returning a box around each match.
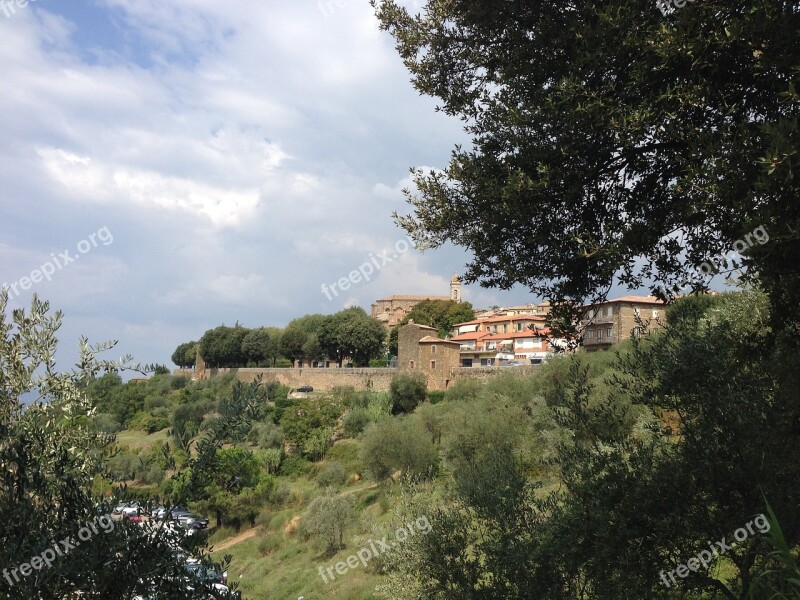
[0,294,239,599]
[390,373,427,414]
[374,0,800,332]
[241,327,271,366]
[199,324,249,368]
[303,487,356,555]
[360,416,439,481]
[171,341,197,368]
[263,327,283,367]
[279,326,307,366]
[318,307,386,367]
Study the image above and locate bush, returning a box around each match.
[327,440,362,475]
[361,417,439,481]
[170,375,190,390]
[279,455,311,477]
[426,390,446,404]
[303,427,333,461]
[256,422,284,449]
[390,373,427,414]
[331,386,356,406]
[258,531,282,556]
[94,413,121,433]
[303,487,356,555]
[316,461,347,488]
[343,408,371,438]
[258,448,283,475]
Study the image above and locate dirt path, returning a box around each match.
[210,482,380,552]
[213,528,258,552]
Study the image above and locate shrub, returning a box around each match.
[258,448,283,475]
[426,390,446,404]
[94,413,121,433]
[256,422,284,449]
[331,386,356,406]
[343,408,371,438]
[327,440,362,475]
[390,373,427,414]
[360,417,438,481]
[170,375,190,390]
[316,461,347,488]
[258,531,282,556]
[303,487,356,555]
[303,427,333,461]
[279,455,310,477]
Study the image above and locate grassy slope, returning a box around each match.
[116,430,396,600]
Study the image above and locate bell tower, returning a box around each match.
[450,272,462,303]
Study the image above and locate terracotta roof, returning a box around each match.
[486,329,551,340]
[604,295,664,305]
[375,294,452,302]
[403,322,437,330]
[455,313,546,327]
[419,336,459,344]
[450,331,492,341]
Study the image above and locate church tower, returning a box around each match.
[450,272,462,303]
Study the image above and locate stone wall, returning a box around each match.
[174,367,398,392]
[174,364,543,392]
[450,365,541,384]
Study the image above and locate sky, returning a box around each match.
[0,0,550,370]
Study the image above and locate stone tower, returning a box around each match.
[450,272,462,303]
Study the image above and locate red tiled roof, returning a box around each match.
[419,335,459,344]
[456,313,547,327]
[601,295,664,305]
[450,331,492,341]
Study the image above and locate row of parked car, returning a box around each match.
[110,503,236,599]
[112,502,210,535]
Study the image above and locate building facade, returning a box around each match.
[371,273,463,328]
[581,295,666,350]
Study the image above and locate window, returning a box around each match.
[607,327,612,338]
[409,360,415,370]
[597,329,603,339]
[652,309,659,319]
[430,360,436,369]
[431,345,436,354]
[516,323,522,331]
[587,329,594,339]
[606,306,613,317]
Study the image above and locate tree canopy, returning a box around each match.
[374,0,800,329]
[317,307,386,367]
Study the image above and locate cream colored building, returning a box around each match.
[371,273,463,328]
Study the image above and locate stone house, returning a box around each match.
[581,295,666,350]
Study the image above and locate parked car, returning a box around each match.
[113,502,141,517]
[184,558,228,586]
[178,513,209,528]
[297,385,313,392]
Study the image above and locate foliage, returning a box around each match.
[316,461,347,488]
[317,307,387,367]
[360,416,438,481]
[199,324,249,368]
[171,340,197,368]
[374,0,800,333]
[279,396,344,459]
[343,407,371,438]
[390,373,427,414]
[378,291,800,599]
[303,487,356,555]
[241,327,272,366]
[0,294,237,599]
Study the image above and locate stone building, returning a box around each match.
[581,295,666,350]
[417,335,461,390]
[371,273,463,328]
[397,321,438,372]
[397,321,461,390]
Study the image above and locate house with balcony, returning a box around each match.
[451,312,555,366]
[581,295,666,351]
